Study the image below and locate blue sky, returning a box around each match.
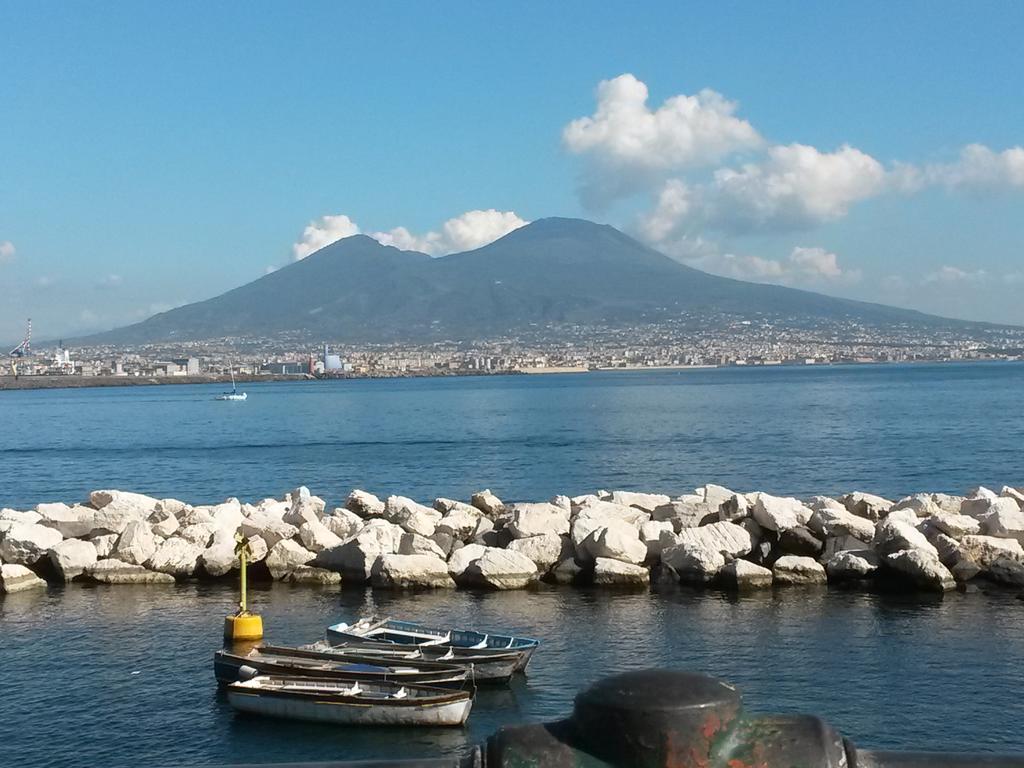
[2,1,1023,343]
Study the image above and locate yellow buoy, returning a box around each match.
[224,533,264,642]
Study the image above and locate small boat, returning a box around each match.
[295,640,520,684]
[326,617,539,673]
[214,647,470,688]
[215,369,247,401]
[226,674,474,726]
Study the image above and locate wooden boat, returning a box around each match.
[213,647,470,688]
[226,675,473,726]
[326,617,539,672]
[296,640,520,683]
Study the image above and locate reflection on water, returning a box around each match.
[3,583,1024,767]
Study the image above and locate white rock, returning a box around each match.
[148,507,180,538]
[592,557,650,586]
[321,509,364,539]
[717,494,750,523]
[508,533,569,571]
[397,532,447,560]
[581,520,647,565]
[447,543,487,579]
[1000,486,1024,508]
[0,563,47,593]
[751,493,808,532]
[719,559,773,590]
[873,517,938,558]
[640,520,676,558]
[384,496,442,537]
[240,510,298,548]
[808,507,876,541]
[891,494,940,517]
[462,547,538,589]
[807,496,846,513]
[265,539,316,579]
[199,540,238,577]
[89,490,159,513]
[435,503,488,541]
[346,489,385,518]
[772,555,827,585]
[661,542,724,584]
[371,554,454,589]
[156,498,188,517]
[146,537,204,578]
[549,495,573,511]
[91,533,119,559]
[209,499,245,533]
[822,534,873,560]
[48,538,97,581]
[885,508,920,526]
[988,557,1024,587]
[470,489,505,517]
[931,493,965,514]
[316,520,401,580]
[575,498,650,527]
[701,484,738,513]
[285,566,342,585]
[36,504,98,539]
[298,520,343,553]
[927,511,981,540]
[0,523,64,565]
[957,535,1024,568]
[86,558,175,584]
[884,549,955,591]
[607,491,670,512]
[507,504,570,539]
[961,494,1010,519]
[840,492,892,521]
[979,502,1024,543]
[114,520,159,566]
[178,522,219,548]
[825,550,880,580]
[674,521,754,560]
[2,508,42,524]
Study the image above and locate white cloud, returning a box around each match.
[0,241,14,264]
[674,244,860,286]
[372,209,528,256]
[35,275,58,288]
[264,265,278,275]
[291,209,528,261]
[95,274,123,288]
[924,265,988,284]
[564,74,762,205]
[924,144,1024,193]
[292,214,361,260]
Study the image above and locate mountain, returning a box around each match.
[80,218,989,344]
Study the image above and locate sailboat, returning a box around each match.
[215,369,247,401]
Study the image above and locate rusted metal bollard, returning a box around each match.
[198,669,1024,768]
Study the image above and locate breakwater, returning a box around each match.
[3,483,1023,594]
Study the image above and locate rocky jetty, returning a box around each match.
[2,484,1024,595]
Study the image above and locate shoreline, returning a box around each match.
[2,357,1020,392]
[3,483,1023,596]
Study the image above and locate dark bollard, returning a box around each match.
[191,669,1024,768]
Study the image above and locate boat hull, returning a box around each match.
[313,640,519,683]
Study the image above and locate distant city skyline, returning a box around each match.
[2,1,1023,343]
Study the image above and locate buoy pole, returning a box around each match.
[223,534,263,642]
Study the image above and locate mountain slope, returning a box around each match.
[82,218,987,344]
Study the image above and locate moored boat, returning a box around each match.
[226,675,473,726]
[326,617,539,673]
[214,647,471,688]
[297,640,520,683]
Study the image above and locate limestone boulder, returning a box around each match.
[345,489,385,518]
[199,539,239,578]
[0,563,47,593]
[807,496,846,513]
[91,533,119,559]
[957,535,1024,568]
[316,520,401,580]
[321,509,364,540]
[581,520,647,565]
[48,538,98,581]
[873,517,938,558]
[113,520,159,566]
[89,490,159,514]
[700,484,738,513]
[640,520,675,558]
[208,499,245,534]
[435,502,489,541]
[549,495,573,512]
[841,492,892,521]
[987,557,1024,587]
[808,507,876,541]
[2,508,42,525]
[777,525,824,558]
[447,543,487,579]
[470,489,505,518]
[146,537,204,578]
[717,494,751,523]
[822,534,873,561]
[772,555,827,586]
[825,550,880,581]
[927,511,981,540]
[298,520,343,553]
[883,550,955,591]
[85,559,175,584]
[371,554,454,589]
[1000,486,1024,508]
[960,491,1005,519]
[507,504,569,539]
[931,493,965,514]
[592,557,650,587]
[384,496,442,537]
[90,491,158,533]
[979,502,1024,544]
[607,491,670,512]
[674,521,754,560]
[719,559,773,590]
[462,548,537,590]
[156,498,188,518]
[0,523,63,565]
[661,541,724,584]
[178,522,219,548]
[550,557,585,585]
[751,493,810,532]
[285,566,342,585]
[652,499,714,529]
[240,509,298,548]
[891,494,940,517]
[265,539,316,579]
[36,503,98,538]
[574,498,649,527]
[397,532,447,560]
[508,534,570,571]
[147,507,180,538]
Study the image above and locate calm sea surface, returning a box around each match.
[2,364,1024,766]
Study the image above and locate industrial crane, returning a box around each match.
[8,318,31,378]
